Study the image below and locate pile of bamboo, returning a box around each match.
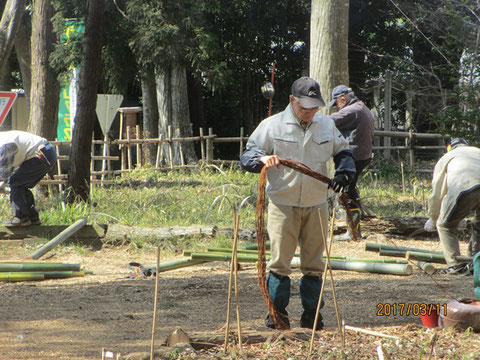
[0,261,91,282]
[136,244,422,277]
[364,241,451,274]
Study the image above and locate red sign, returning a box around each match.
[0,91,18,126]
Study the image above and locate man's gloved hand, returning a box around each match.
[424,218,437,232]
[330,174,349,193]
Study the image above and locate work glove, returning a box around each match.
[424,218,437,232]
[330,174,349,193]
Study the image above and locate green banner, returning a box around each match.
[57,19,85,141]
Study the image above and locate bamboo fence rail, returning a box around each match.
[40,126,449,188]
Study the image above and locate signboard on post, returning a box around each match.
[96,94,124,135]
[0,92,18,126]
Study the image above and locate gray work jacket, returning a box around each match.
[240,104,355,207]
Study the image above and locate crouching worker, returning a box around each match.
[424,138,480,275]
[240,77,355,329]
[0,130,57,226]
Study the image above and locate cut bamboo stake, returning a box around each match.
[320,206,344,348]
[26,218,87,260]
[150,247,161,360]
[233,213,242,351]
[199,128,205,162]
[344,325,400,341]
[309,206,344,355]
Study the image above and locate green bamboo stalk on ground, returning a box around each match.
[140,258,208,275]
[26,218,87,260]
[406,251,452,264]
[0,262,81,272]
[0,273,45,282]
[366,242,443,255]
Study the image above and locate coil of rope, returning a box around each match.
[255,158,357,329]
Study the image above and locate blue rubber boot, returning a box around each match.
[265,271,290,329]
[300,275,325,330]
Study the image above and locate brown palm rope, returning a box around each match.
[256,158,357,330]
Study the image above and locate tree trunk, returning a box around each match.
[29,0,58,138]
[13,9,31,115]
[310,0,349,115]
[0,0,25,81]
[156,64,197,165]
[66,0,105,202]
[140,65,159,165]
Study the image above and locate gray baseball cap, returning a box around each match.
[328,85,352,108]
[291,77,325,108]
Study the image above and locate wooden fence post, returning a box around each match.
[239,127,244,157]
[207,128,214,164]
[127,125,132,170]
[384,72,392,160]
[155,134,163,168]
[405,89,414,169]
[199,128,205,162]
[136,124,142,167]
[168,125,174,169]
[372,83,381,149]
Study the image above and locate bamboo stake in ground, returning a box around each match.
[309,206,344,355]
[150,247,161,360]
[224,210,242,352]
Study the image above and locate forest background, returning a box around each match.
[0,0,479,200]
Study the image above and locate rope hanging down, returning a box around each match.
[256,158,357,330]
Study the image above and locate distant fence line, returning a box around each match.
[40,125,447,187]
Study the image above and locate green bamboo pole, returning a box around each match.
[243,241,270,250]
[0,262,81,272]
[406,251,447,264]
[191,252,260,263]
[365,242,443,255]
[291,258,412,276]
[411,261,435,275]
[26,218,88,260]
[0,273,44,282]
[141,258,208,275]
[191,251,407,264]
[30,271,86,279]
[378,249,407,258]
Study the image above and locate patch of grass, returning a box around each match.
[0,164,436,252]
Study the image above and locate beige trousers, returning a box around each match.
[267,202,328,277]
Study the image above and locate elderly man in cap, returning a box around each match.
[0,130,57,226]
[329,85,375,240]
[424,138,480,275]
[240,77,355,330]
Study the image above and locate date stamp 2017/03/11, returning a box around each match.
[376,303,447,317]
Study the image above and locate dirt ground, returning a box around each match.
[0,218,478,359]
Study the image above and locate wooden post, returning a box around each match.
[155,134,163,168]
[177,128,185,166]
[439,89,447,157]
[405,89,414,170]
[207,128,213,164]
[168,126,174,169]
[199,127,205,162]
[127,125,132,170]
[119,112,126,171]
[136,124,142,168]
[91,134,95,189]
[101,134,108,185]
[384,72,392,160]
[239,127,244,157]
[55,140,63,193]
[372,84,381,148]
